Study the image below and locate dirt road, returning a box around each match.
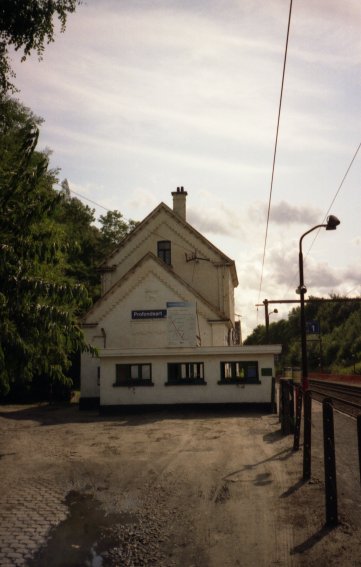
[0,404,360,566]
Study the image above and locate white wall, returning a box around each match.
[99,351,276,406]
[80,351,100,398]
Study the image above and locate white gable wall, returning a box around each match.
[84,257,230,349]
[100,208,235,320]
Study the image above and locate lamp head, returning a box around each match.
[325,215,340,230]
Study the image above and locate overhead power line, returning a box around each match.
[258,0,294,302]
[63,185,202,256]
[284,140,361,297]
[61,185,134,224]
[67,188,111,212]
[306,141,361,255]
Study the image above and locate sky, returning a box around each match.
[10,0,361,338]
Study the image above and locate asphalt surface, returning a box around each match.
[0,402,360,567]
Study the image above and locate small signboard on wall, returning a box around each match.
[306,320,320,334]
[132,310,167,319]
[167,301,196,347]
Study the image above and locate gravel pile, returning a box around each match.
[96,482,178,567]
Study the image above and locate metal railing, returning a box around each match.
[279,378,361,527]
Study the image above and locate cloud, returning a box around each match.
[188,211,231,236]
[126,188,160,215]
[248,200,321,226]
[270,201,321,225]
[261,244,361,301]
[342,266,361,286]
[188,203,245,238]
[247,243,344,294]
[306,262,343,289]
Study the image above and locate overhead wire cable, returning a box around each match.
[284,140,361,297]
[63,184,216,257]
[257,0,293,303]
[305,141,361,256]
[65,187,112,212]
[345,284,361,297]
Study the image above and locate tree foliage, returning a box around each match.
[0,96,94,395]
[99,210,138,253]
[245,296,361,374]
[0,0,80,93]
[0,96,137,397]
[54,181,102,297]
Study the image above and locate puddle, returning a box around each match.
[28,491,136,567]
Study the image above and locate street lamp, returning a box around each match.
[265,306,278,343]
[295,215,340,478]
[297,215,340,391]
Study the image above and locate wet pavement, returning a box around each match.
[1,403,361,567]
[0,479,68,567]
[28,491,120,567]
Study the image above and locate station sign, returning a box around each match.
[131,310,167,319]
[306,320,320,334]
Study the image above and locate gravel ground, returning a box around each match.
[0,402,360,567]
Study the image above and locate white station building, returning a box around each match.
[80,188,281,411]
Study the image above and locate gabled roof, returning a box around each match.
[83,251,228,324]
[99,202,239,287]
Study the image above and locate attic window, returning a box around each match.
[157,240,171,265]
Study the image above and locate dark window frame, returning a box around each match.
[157,240,171,265]
[218,361,260,384]
[166,362,206,385]
[114,364,153,387]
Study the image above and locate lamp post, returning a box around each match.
[296,215,340,479]
[265,304,278,343]
[297,215,340,391]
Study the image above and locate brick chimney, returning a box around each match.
[171,186,188,221]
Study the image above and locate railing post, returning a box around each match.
[357,415,361,485]
[281,380,291,435]
[293,385,302,451]
[289,382,295,433]
[278,380,282,423]
[323,398,338,526]
[271,377,277,413]
[303,390,312,480]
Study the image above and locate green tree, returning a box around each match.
[54,182,103,298]
[0,0,80,93]
[99,210,138,254]
[0,96,94,395]
[245,297,361,374]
